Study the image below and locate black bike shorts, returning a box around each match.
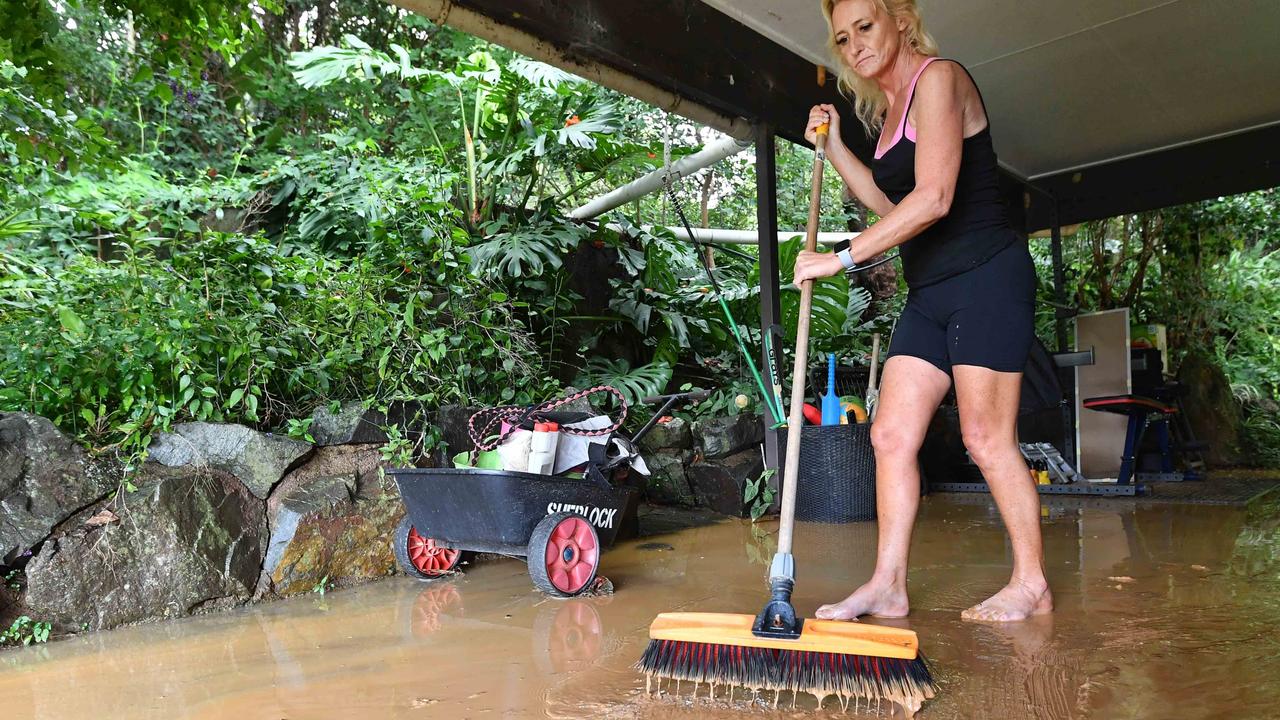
[885,240,1036,375]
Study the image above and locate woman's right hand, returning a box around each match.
[805,104,843,148]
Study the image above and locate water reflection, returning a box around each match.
[405,583,464,638]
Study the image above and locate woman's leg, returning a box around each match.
[815,355,951,620]
[952,364,1053,622]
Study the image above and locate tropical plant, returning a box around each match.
[469,214,590,278]
[573,358,672,408]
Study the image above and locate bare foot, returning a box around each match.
[961,579,1053,622]
[815,581,909,621]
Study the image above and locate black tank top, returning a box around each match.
[870,58,1017,288]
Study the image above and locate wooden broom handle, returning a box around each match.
[868,333,881,395]
[777,124,826,556]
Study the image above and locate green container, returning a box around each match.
[452,449,504,470]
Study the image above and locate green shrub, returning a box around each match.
[0,232,554,458]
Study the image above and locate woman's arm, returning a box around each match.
[805,104,895,218]
[795,64,965,283]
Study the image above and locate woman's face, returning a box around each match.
[831,0,908,79]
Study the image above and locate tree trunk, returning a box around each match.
[97,232,113,262]
[699,168,715,268]
[1122,212,1161,308]
[842,184,867,232]
[315,0,335,47]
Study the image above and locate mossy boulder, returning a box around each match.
[23,465,267,632]
[258,445,404,597]
[1177,351,1243,465]
[0,412,114,564]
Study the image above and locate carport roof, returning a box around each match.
[396,0,1280,229]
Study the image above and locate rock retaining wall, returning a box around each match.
[1,406,422,637]
[640,412,766,517]
[0,406,766,640]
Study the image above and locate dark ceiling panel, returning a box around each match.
[1026,123,1280,230]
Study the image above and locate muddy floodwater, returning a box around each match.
[4,493,1280,719]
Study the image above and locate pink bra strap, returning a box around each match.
[874,56,940,158]
[902,57,941,144]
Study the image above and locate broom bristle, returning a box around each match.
[636,638,936,711]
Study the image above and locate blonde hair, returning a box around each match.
[820,0,939,137]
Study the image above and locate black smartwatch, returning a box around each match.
[834,239,859,277]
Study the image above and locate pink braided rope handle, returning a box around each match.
[467,385,629,452]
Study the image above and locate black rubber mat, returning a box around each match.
[1138,476,1279,506]
[929,466,1279,507]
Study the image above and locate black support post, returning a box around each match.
[1046,193,1076,465]
[1049,199,1069,353]
[755,125,783,476]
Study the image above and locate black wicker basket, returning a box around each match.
[781,423,877,523]
[808,363,871,400]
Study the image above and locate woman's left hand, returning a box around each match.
[792,250,844,286]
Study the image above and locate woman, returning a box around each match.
[793,0,1051,623]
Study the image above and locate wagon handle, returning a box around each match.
[631,389,714,446]
[640,390,712,405]
[468,385,629,453]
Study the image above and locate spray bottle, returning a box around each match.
[528,422,560,475]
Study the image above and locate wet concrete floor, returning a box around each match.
[4,493,1280,719]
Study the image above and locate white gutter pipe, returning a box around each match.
[569,136,751,220]
[608,224,857,247]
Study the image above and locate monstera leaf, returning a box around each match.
[288,35,460,88]
[468,218,588,278]
[758,236,852,342]
[609,281,655,334]
[531,104,617,155]
[508,58,574,89]
[573,358,672,407]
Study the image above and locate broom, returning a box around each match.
[636,124,936,713]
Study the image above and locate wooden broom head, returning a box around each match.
[647,612,919,660]
[638,613,935,712]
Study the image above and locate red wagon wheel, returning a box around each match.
[394,517,463,581]
[527,512,600,597]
